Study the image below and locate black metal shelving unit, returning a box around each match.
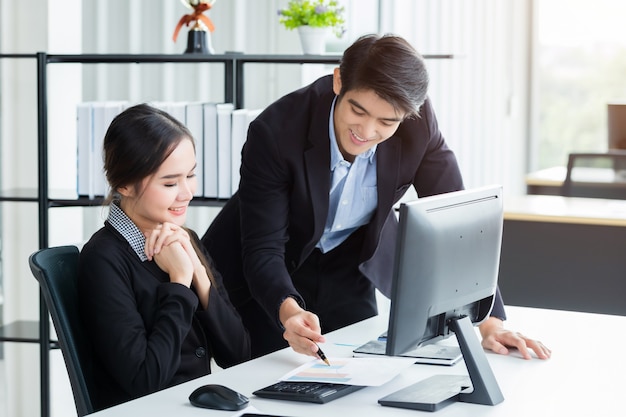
[0,52,239,417]
[0,51,43,409]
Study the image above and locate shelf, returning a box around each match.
[231,52,453,63]
[233,53,455,108]
[0,320,42,343]
[0,188,38,202]
[0,191,227,207]
[48,196,228,208]
[0,53,37,59]
[45,53,239,64]
[0,188,91,202]
[0,321,59,349]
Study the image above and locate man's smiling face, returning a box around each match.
[332,68,405,162]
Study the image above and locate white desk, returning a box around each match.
[525,166,626,198]
[90,306,625,416]
[504,194,626,226]
[525,166,567,196]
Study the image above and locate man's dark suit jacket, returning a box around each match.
[202,75,506,346]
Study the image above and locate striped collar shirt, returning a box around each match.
[107,201,148,262]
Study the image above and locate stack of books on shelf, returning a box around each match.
[76,101,262,200]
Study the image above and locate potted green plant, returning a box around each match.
[278,0,345,54]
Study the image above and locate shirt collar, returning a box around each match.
[107,201,148,262]
[328,96,377,171]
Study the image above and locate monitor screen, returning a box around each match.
[379,185,505,410]
[385,185,503,356]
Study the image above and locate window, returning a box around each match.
[532,0,626,169]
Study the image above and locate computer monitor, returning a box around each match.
[380,185,505,411]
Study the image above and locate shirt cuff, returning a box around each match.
[276,294,305,330]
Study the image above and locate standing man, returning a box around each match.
[202,34,551,361]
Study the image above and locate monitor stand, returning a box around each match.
[378,316,504,411]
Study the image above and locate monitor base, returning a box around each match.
[379,315,504,411]
[378,374,471,411]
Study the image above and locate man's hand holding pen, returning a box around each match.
[279,297,329,362]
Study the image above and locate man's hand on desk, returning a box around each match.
[479,317,552,360]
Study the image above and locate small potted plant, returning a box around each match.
[278,0,345,54]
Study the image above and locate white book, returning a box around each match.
[230,109,248,196]
[150,101,186,125]
[230,108,262,195]
[216,103,234,199]
[76,102,94,197]
[202,102,219,198]
[91,101,127,198]
[185,102,204,197]
[165,102,187,125]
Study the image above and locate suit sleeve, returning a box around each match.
[411,98,465,196]
[237,116,305,325]
[190,231,251,367]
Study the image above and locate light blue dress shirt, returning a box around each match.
[316,97,378,253]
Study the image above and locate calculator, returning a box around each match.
[253,381,364,404]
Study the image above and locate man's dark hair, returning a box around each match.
[339,34,429,118]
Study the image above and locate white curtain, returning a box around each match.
[380,0,532,195]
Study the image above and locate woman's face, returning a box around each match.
[119,138,197,232]
[332,68,405,162]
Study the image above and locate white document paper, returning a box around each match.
[279,357,415,387]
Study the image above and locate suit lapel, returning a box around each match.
[303,99,333,240]
[375,135,401,225]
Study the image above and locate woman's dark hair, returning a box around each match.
[339,33,429,119]
[103,103,194,202]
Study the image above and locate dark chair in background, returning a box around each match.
[561,151,626,200]
[29,245,95,416]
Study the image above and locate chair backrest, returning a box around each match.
[562,151,626,200]
[29,245,95,416]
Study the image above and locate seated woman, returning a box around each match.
[78,103,250,411]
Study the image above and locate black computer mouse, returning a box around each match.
[189,384,249,411]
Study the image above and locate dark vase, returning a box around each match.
[184,29,215,54]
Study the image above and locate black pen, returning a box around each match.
[314,342,331,366]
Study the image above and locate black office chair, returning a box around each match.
[29,245,95,416]
[562,151,626,199]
